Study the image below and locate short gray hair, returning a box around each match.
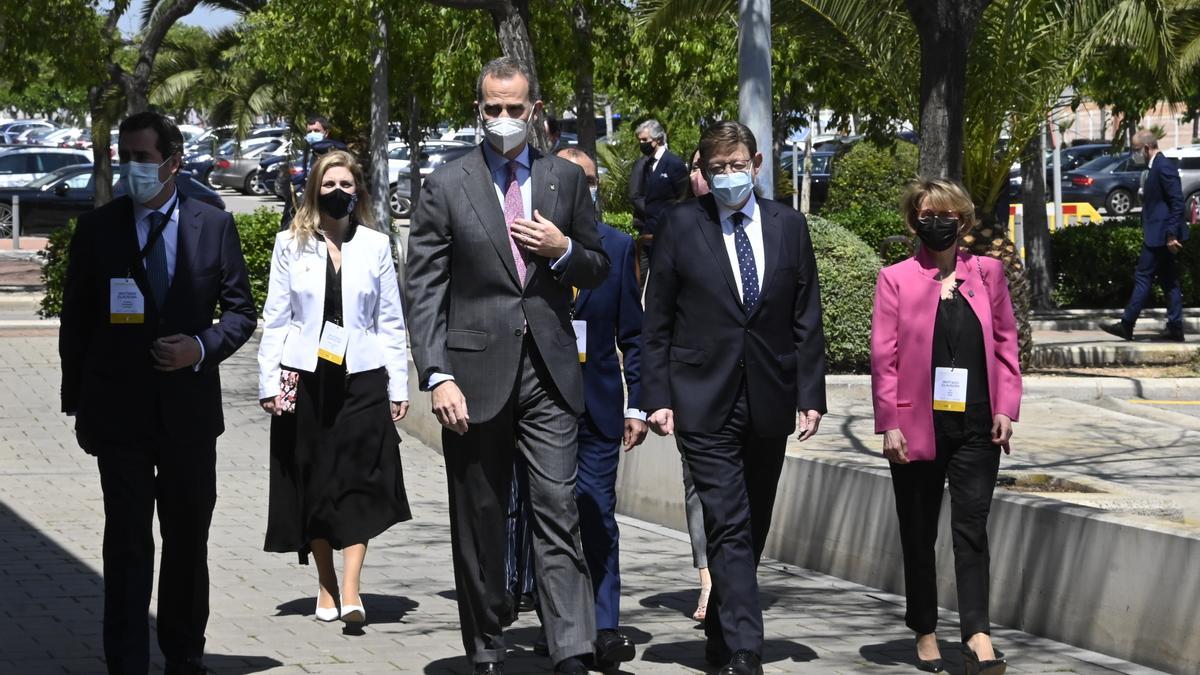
[1132,129,1159,150]
[476,56,534,103]
[636,119,666,144]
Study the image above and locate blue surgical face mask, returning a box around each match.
[305,130,325,145]
[709,171,754,207]
[121,157,171,204]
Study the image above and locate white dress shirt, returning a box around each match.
[650,144,667,172]
[716,193,765,300]
[132,187,205,369]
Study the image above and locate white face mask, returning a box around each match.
[305,131,325,145]
[122,157,171,205]
[483,116,528,154]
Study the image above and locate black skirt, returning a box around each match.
[264,361,411,564]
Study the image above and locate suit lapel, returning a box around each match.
[463,147,521,288]
[167,196,203,308]
[696,197,744,311]
[527,148,559,288]
[748,202,781,320]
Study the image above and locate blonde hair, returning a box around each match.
[291,150,376,249]
[900,177,976,237]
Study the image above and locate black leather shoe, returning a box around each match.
[1164,327,1186,342]
[473,663,503,675]
[164,658,210,675]
[554,656,589,674]
[963,646,1006,675]
[1101,320,1133,341]
[916,657,945,672]
[532,630,549,657]
[594,628,636,667]
[705,639,731,666]
[719,649,763,675]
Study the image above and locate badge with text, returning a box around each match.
[110,278,145,324]
[933,367,968,412]
[317,321,349,365]
[572,320,587,363]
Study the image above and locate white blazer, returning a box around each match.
[257,225,409,401]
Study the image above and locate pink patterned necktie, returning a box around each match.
[503,160,528,284]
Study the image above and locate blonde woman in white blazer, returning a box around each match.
[257,150,411,626]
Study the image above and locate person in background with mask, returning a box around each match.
[59,111,257,675]
[629,118,689,284]
[870,178,1021,675]
[1101,129,1190,342]
[257,150,411,627]
[641,121,827,675]
[688,147,711,198]
[280,115,349,231]
[403,56,610,675]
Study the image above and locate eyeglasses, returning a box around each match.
[480,103,529,118]
[917,209,960,224]
[706,159,752,175]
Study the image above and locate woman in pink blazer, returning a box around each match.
[870,178,1021,675]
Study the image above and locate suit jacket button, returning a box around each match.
[514,328,523,337]
[738,359,745,368]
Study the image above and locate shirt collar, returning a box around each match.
[654,145,667,162]
[1149,151,1159,169]
[716,191,758,227]
[481,140,532,175]
[132,185,179,225]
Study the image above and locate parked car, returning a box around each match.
[0,120,56,144]
[1061,153,1143,215]
[0,164,224,236]
[209,137,288,195]
[386,141,474,218]
[0,148,92,187]
[41,128,85,147]
[779,150,837,213]
[1005,143,1118,200]
[18,126,62,146]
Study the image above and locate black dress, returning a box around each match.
[265,246,411,564]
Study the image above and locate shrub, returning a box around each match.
[603,211,636,238]
[822,204,911,265]
[38,207,282,319]
[37,220,75,319]
[807,215,882,373]
[823,140,918,215]
[1050,217,1200,308]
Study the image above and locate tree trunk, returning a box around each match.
[570,0,597,158]
[488,0,548,151]
[369,0,392,232]
[89,85,115,208]
[125,0,202,115]
[738,0,774,198]
[1021,135,1054,309]
[407,93,423,219]
[1192,113,1198,143]
[904,0,992,180]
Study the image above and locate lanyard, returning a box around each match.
[937,283,966,368]
[127,194,179,277]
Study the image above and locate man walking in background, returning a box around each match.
[628,119,688,282]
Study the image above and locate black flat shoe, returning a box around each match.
[594,628,636,666]
[916,657,944,672]
[473,663,502,675]
[963,646,1006,675]
[719,649,763,675]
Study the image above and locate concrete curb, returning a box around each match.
[829,373,1200,400]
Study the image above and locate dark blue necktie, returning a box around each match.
[732,212,759,312]
[146,211,169,308]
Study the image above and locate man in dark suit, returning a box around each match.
[59,112,257,675]
[629,119,689,282]
[642,121,827,675]
[403,56,610,675]
[1103,129,1190,342]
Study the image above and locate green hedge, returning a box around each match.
[823,141,918,214]
[1051,217,1200,308]
[821,204,912,265]
[808,215,882,373]
[38,207,282,319]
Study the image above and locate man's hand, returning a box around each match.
[882,428,909,464]
[391,401,409,422]
[1168,237,1184,254]
[623,418,649,451]
[991,413,1014,454]
[432,381,469,435]
[648,408,674,436]
[151,334,201,372]
[796,410,822,442]
[512,209,569,259]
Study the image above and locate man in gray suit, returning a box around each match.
[403,56,610,675]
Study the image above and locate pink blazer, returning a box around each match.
[870,249,1022,461]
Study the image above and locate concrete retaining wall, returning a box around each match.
[399,379,1200,674]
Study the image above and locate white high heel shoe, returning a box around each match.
[340,595,365,623]
[315,588,340,622]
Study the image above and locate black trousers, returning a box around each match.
[888,404,999,642]
[95,437,217,675]
[676,385,787,656]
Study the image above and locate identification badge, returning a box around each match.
[110,278,145,324]
[572,320,587,363]
[933,367,968,412]
[317,321,349,365]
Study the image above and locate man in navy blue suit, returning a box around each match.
[60,112,257,675]
[1103,129,1190,342]
[629,119,689,281]
[509,147,648,668]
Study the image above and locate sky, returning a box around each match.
[117,1,239,36]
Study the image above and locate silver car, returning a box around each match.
[209,137,287,195]
[0,148,92,187]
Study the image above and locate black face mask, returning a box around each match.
[318,188,356,220]
[916,215,960,252]
[639,141,655,156]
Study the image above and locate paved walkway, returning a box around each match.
[0,334,1170,674]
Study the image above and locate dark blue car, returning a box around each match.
[1062,153,1143,216]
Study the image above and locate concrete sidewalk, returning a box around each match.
[0,334,1172,674]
